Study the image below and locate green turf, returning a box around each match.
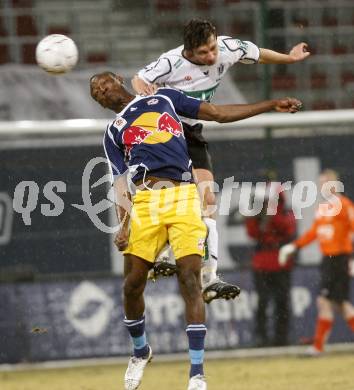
[1,354,354,390]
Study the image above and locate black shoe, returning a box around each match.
[147,261,177,281]
[202,277,241,303]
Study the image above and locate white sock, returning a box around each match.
[202,217,218,285]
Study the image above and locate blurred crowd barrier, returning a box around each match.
[0,65,134,120]
[0,66,242,120]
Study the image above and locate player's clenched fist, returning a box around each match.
[115,227,129,251]
[288,42,310,62]
[274,98,302,113]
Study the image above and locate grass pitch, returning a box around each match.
[1,353,354,390]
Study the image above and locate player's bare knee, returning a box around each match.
[178,268,201,297]
[123,277,145,299]
[317,296,333,316]
[317,296,329,307]
[341,301,354,319]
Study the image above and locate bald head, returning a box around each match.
[320,169,339,182]
[90,72,133,112]
[319,168,341,195]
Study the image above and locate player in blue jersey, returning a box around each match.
[90,71,301,390]
[132,18,310,303]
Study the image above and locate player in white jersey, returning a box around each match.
[135,36,260,103]
[132,19,310,303]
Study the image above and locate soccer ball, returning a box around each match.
[35,34,78,74]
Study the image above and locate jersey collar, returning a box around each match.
[181,49,209,67]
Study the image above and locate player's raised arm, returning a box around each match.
[259,42,310,64]
[279,221,317,265]
[197,98,302,123]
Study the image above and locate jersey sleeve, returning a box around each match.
[158,88,202,119]
[220,36,260,64]
[349,203,354,232]
[103,126,128,182]
[294,221,318,249]
[344,197,354,232]
[137,56,172,85]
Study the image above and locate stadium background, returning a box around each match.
[1,0,354,366]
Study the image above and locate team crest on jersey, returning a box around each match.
[147,98,159,105]
[112,117,127,131]
[218,64,225,75]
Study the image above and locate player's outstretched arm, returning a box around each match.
[197,97,302,123]
[131,74,158,96]
[259,42,310,64]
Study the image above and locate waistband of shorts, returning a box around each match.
[323,253,350,261]
[134,183,198,199]
[134,176,193,191]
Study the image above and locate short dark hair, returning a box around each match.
[89,71,116,98]
[183,18,217,51]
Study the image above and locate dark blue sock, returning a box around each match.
[124,316,149,358]
[186,324,207,377]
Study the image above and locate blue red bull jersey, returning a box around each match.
[103,88,201,183]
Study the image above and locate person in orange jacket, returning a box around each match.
[279,169,354,354]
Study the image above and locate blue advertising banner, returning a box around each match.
[1,268,353,363]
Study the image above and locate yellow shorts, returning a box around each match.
[124,184,207,262]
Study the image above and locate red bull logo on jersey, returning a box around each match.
[158,112,183,137]
[123,126,153,154]
[122,111,184,154]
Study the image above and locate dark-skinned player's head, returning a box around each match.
[90,72,132,112]
[183,19,218,66]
